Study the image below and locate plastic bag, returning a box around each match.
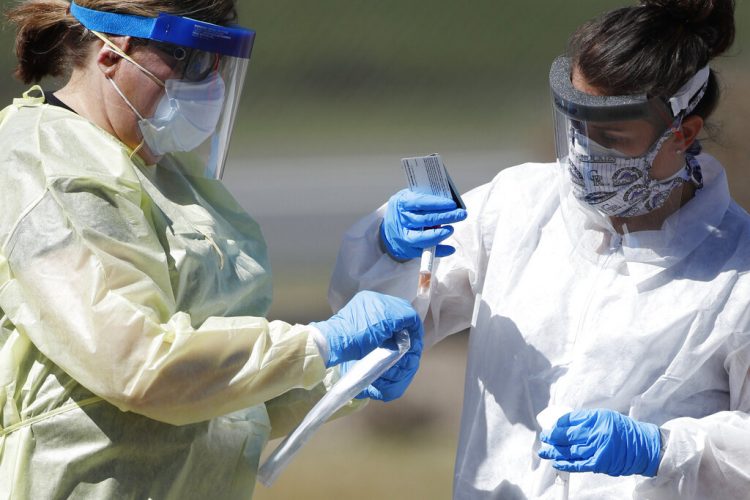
[257,329,411,487]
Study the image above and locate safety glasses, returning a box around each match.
[148,41,221,82]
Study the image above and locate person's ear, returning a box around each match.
[96,36,132,78]
[674,115,704,153]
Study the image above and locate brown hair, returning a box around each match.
[6,0,238,84]
[568,0,735,121]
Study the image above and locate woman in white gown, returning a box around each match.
[328,0,750,498]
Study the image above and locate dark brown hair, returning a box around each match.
[569,0,735,120]
[6,0,238,83]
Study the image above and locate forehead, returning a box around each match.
[569,68,668,135]
[571,66,606,96]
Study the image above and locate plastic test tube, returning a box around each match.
[417,246,435,297]
[556,472,570,500]
[536,405,572,500]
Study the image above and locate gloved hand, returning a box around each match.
[340,331,422,402]
[380,189,467,260]
[311,290,423,368]
[538,408,661,477]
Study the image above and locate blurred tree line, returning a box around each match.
[6,1,747,156]
[0,0,748,196]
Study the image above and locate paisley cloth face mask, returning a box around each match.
[566,123,702,217]
[549,55,710,217]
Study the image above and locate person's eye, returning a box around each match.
[600,135,626,147]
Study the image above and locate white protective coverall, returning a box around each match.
[0,89,354,499]
[329,157,750,499]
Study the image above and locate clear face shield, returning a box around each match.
[549,56,709,263]
[70,2,255,179]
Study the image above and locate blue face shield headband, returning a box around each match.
[69,2,256,179]
[69,2,255,58]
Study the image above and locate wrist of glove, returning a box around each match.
[380,189,467,261]
[538,408,662,477]
[339,337,422,402]
[311,290,422,368]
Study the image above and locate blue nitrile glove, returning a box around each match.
[380,189,468,260]
[340,331,423,402]
[538,408,662,477]
[311,290,423,368]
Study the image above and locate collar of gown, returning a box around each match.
[560,153,731,276]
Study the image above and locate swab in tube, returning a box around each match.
[418,246,435,297]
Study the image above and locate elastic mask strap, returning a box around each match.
[644,119,681,164]
[658,120,704,189]
[129,142,145,160]
[105,71,148,159]
[93,30,158,160]
[106,76,145,121]
[90,30,165,88]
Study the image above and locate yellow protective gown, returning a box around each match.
[0,89,344,499]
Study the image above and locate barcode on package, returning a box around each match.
[401,153,465,209]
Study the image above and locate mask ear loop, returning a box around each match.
[90,30,164,159]
[667,116,704,188]
[105,78,146,158]
[90,30,165,88]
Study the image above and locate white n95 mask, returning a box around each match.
[138,72,226,156]
[103,43,227,158]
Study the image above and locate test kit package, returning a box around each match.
[400,153,465,300]
[401,153,466,209]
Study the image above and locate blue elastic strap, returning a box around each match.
[69,1,255,59]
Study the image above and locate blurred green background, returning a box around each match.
[1,0,749,498]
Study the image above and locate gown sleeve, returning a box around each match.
[635,334,750,499]
[0,110,328,427]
